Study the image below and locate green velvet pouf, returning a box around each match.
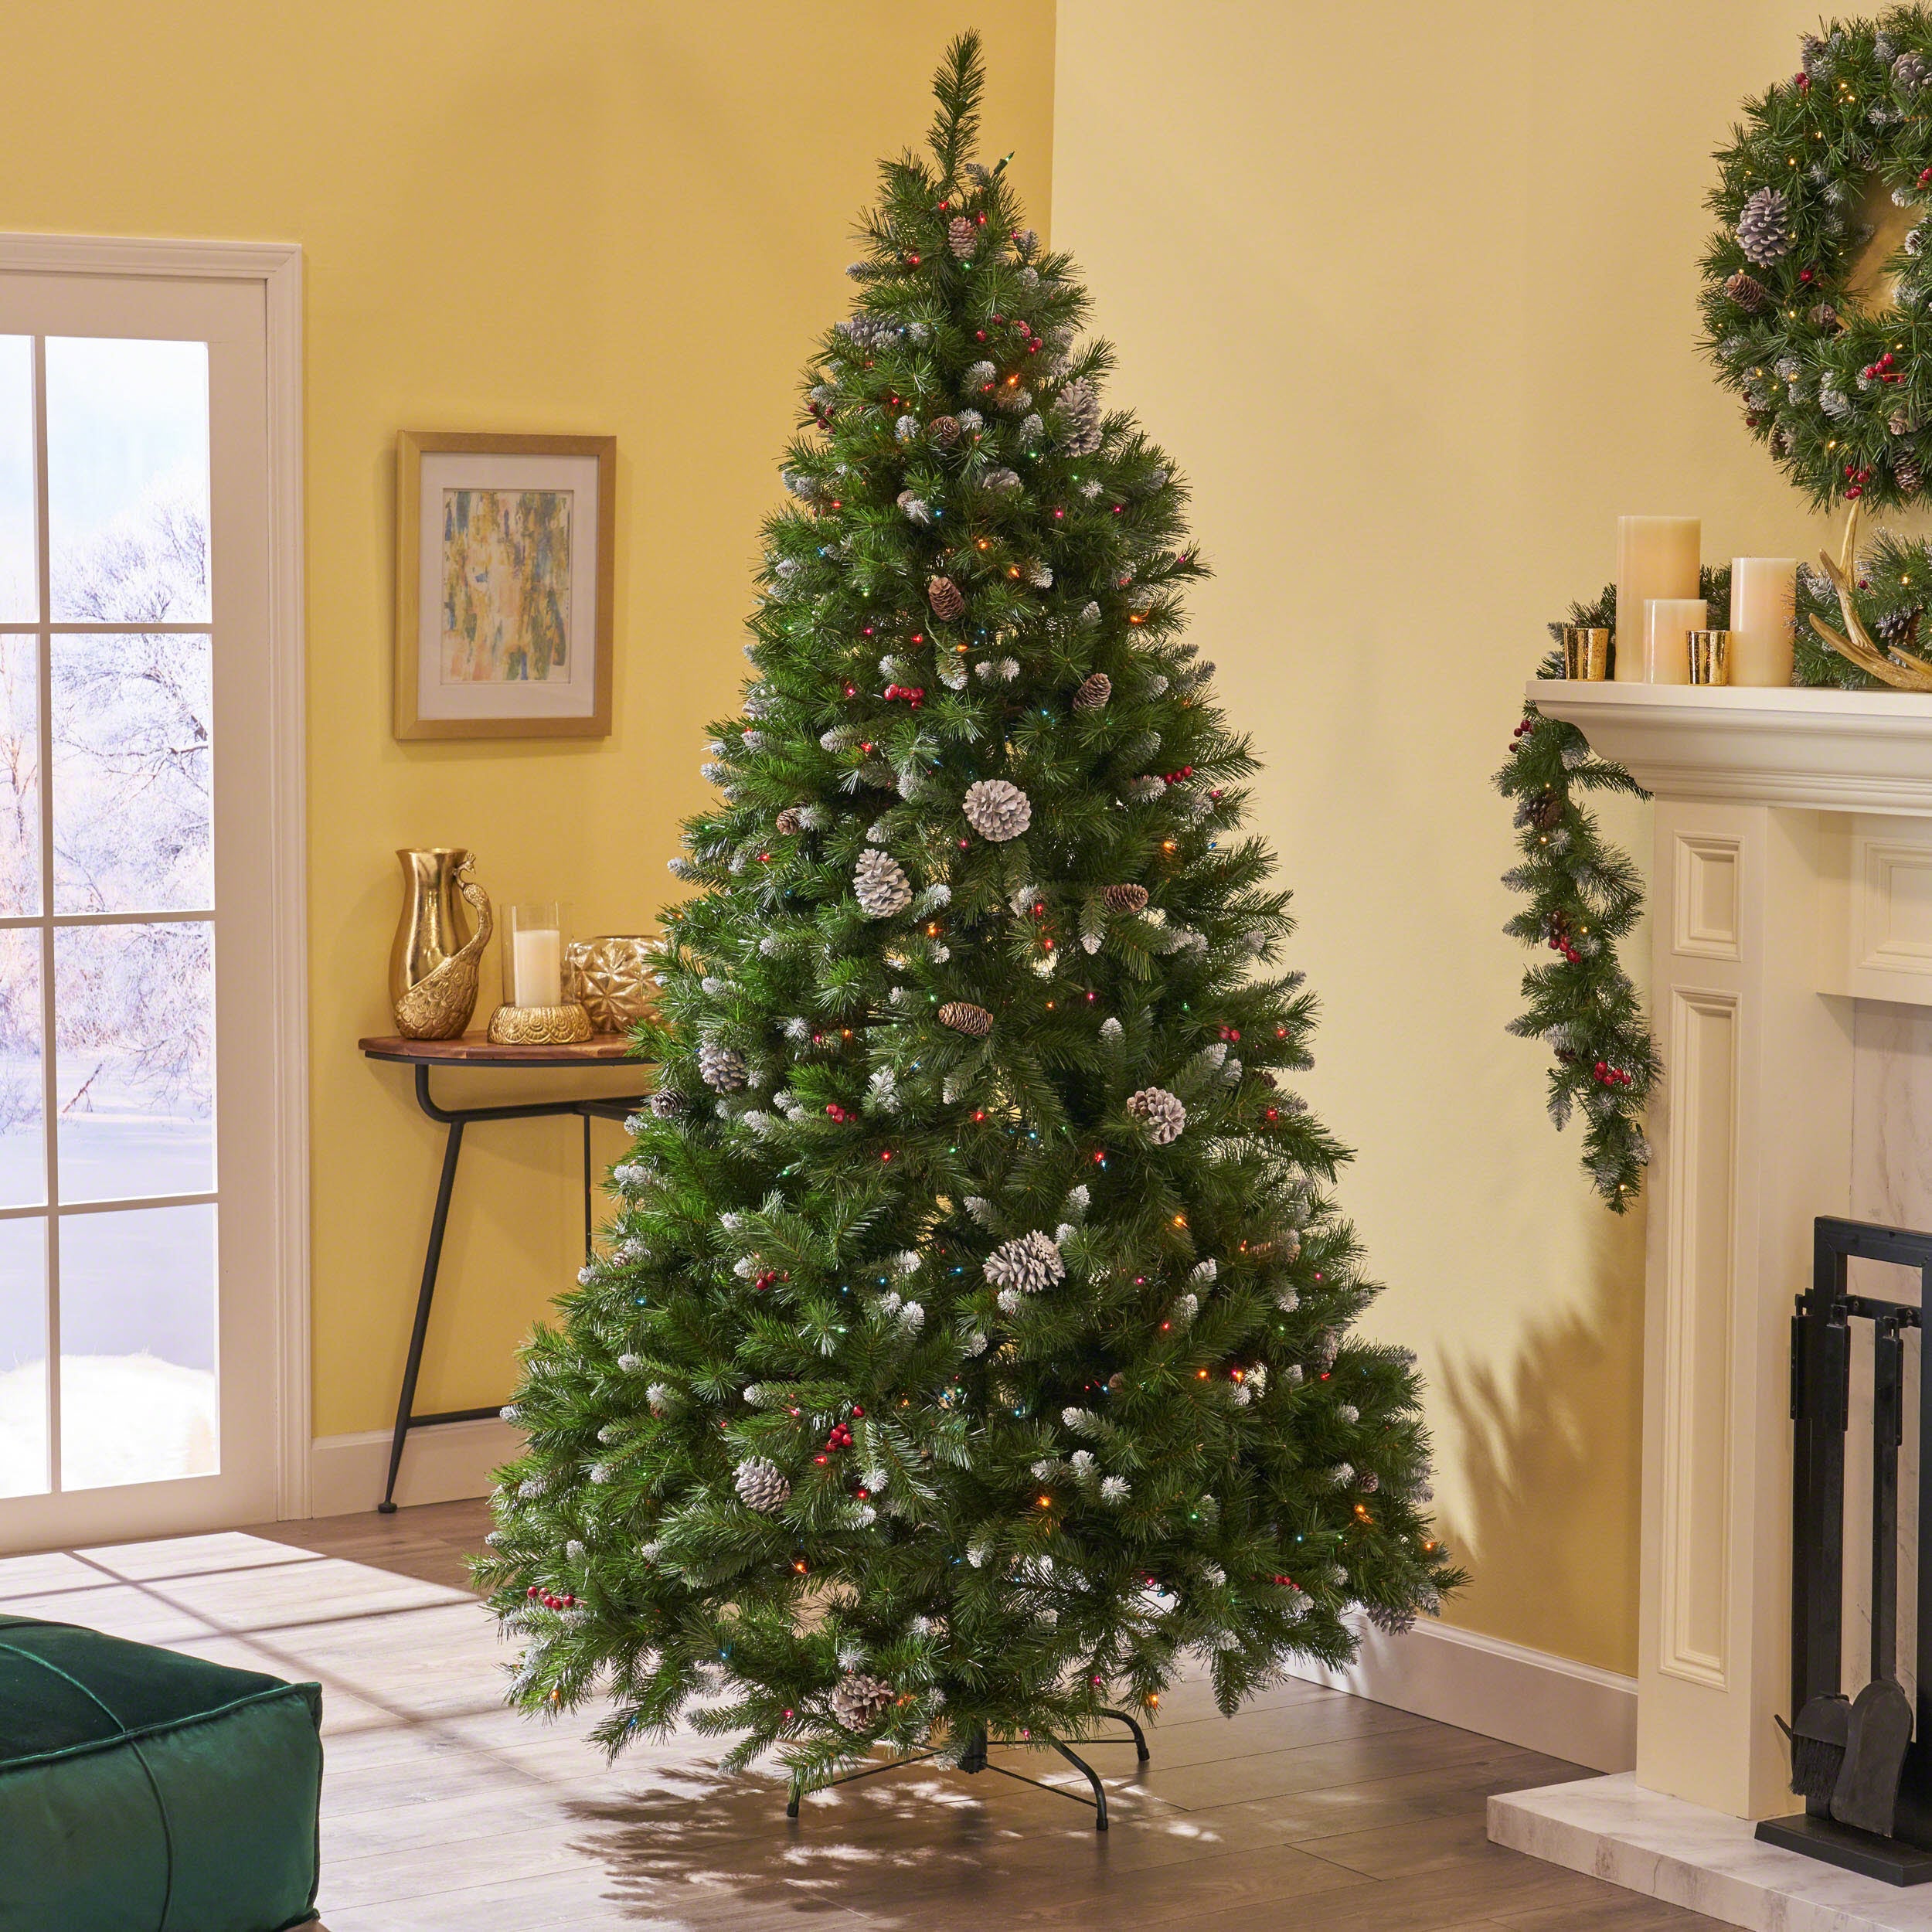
[0,1614,322,1932]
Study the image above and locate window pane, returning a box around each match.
[53,632,210,914]
[55,921,212,1203]
[0,1218,46,1498]
[0,932,43,1213]
[0,338,32,622]
[0,633,39,919]
[60,1202,216,1491]
[46,338,209,624]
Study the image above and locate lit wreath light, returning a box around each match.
[1701,12,1932,510]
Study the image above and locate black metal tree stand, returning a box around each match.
[786,1709,1151,1831]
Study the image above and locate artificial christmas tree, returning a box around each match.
[478,32,1461,1812]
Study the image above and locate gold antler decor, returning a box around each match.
[1809,499,1932,690]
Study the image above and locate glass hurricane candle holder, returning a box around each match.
[488,900,591,1044]
[503,901,564,1007]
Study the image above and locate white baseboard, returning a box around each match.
[306,1417,524,1518]
[1284,1614,1637,1774]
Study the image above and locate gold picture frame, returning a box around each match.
[394,430,616,740]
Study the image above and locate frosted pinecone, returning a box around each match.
[832,1670,896,1730]
[947,215,976,258]
[962,778,1032,842]
[1366,1602,1417,1636]
[854,849,913,917]
[1899,454,1925,495]
[1126,1086,1186,1145]
[896,489,934,525]
[981,465,1021,493]
[733,1456,791,1513]
[984,1230,1066,1294]
[1736,186,1794,266]
[1056,376,1103,457]
[1820,384,1852,420]
[698,1041,747,1093]
[964,359,996,389]
[894,413,920,444]
[1898,49,1932,91]
[1073,672,1112,713]
[648,1089,686,1119]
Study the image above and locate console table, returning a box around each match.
[359,1033,653,1512]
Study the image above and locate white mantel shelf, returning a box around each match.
[1532,680,1932,815]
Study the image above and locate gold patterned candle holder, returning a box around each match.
[1563,626,1611,681]
[1688,629,1731,686]
[486,1000,594,1045]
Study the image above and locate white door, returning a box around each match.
[0,267,292,1549]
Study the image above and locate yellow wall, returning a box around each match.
[0,3,1056,1440]
[1055,0,1845,1674]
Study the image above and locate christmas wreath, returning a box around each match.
[1702,9,1932,510]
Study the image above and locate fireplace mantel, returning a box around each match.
[1531,681,1932,815]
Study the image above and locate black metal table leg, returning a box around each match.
[374,1067,648,1515]
[379,1114,465,1513]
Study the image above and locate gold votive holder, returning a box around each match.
[1688,629,1731,686]
[486,1000,594,1046]
[1564,626,1611,680]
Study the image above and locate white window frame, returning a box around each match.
[0,233,308,1523]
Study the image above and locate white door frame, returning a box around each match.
[0,233,309,1521]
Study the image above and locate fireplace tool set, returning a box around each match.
[1764,1217,1932,1883]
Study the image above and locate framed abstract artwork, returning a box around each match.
[394,430,615,740]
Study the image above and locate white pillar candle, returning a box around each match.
[1728,556,1798,686]
[1644,597,1709,684]
[1616,516,1701,682]
[512,926,562,1005]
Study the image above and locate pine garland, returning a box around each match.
[1493,575,1739,1209]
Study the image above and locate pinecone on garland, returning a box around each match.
[1736,186,1794,267]
[1104,883,1149,913]
[1527,791,1563,832]
[1897,49,1932,91]
[1073,672,1112,712]
[733,1456,791,1513]
[1808,302,1842,332]
[1724,269,1768,312]
[649,1089,688,1119]
[938,1001,992,1036]
[1897,453,1925,495]
[698,1040,748,1093]
[854,849,913,917]
[831,1671,896,1730]
[928,574,965,621]
[1126,1086,1187,1145]
[947,216,976,259]
[1878,607,1923,650]
[929,414,961,447]
[984,1230,1066,1294]
[774,806,805,835]
[962,778,1032,842]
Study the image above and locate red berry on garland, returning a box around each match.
[852,1404,865,1417]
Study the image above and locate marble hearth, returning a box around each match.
[1490,684,1932,1927]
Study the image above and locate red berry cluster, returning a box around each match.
[1270,1573,1298,1587]
[1862,350,1904,387]
[1845,461,1874,498]
[883,682,926,708]
[825,1420,855,1453]
[526,1585,577,1610]
[1509,716,1535,754]
[1162,764,1196,785]
[1593,1060,1634,1089]
[753,1269,780,1292]
[1546,918,1582,966]
[1218,1025,1241,1043]
[825,1102,853,1124]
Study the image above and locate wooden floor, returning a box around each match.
[0,1498,1719,1930]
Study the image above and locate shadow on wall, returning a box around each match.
[1431,1204,1648,1679]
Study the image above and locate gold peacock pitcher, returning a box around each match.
[389,848,493,1039]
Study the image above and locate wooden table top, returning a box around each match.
[359,1032,644,1068]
